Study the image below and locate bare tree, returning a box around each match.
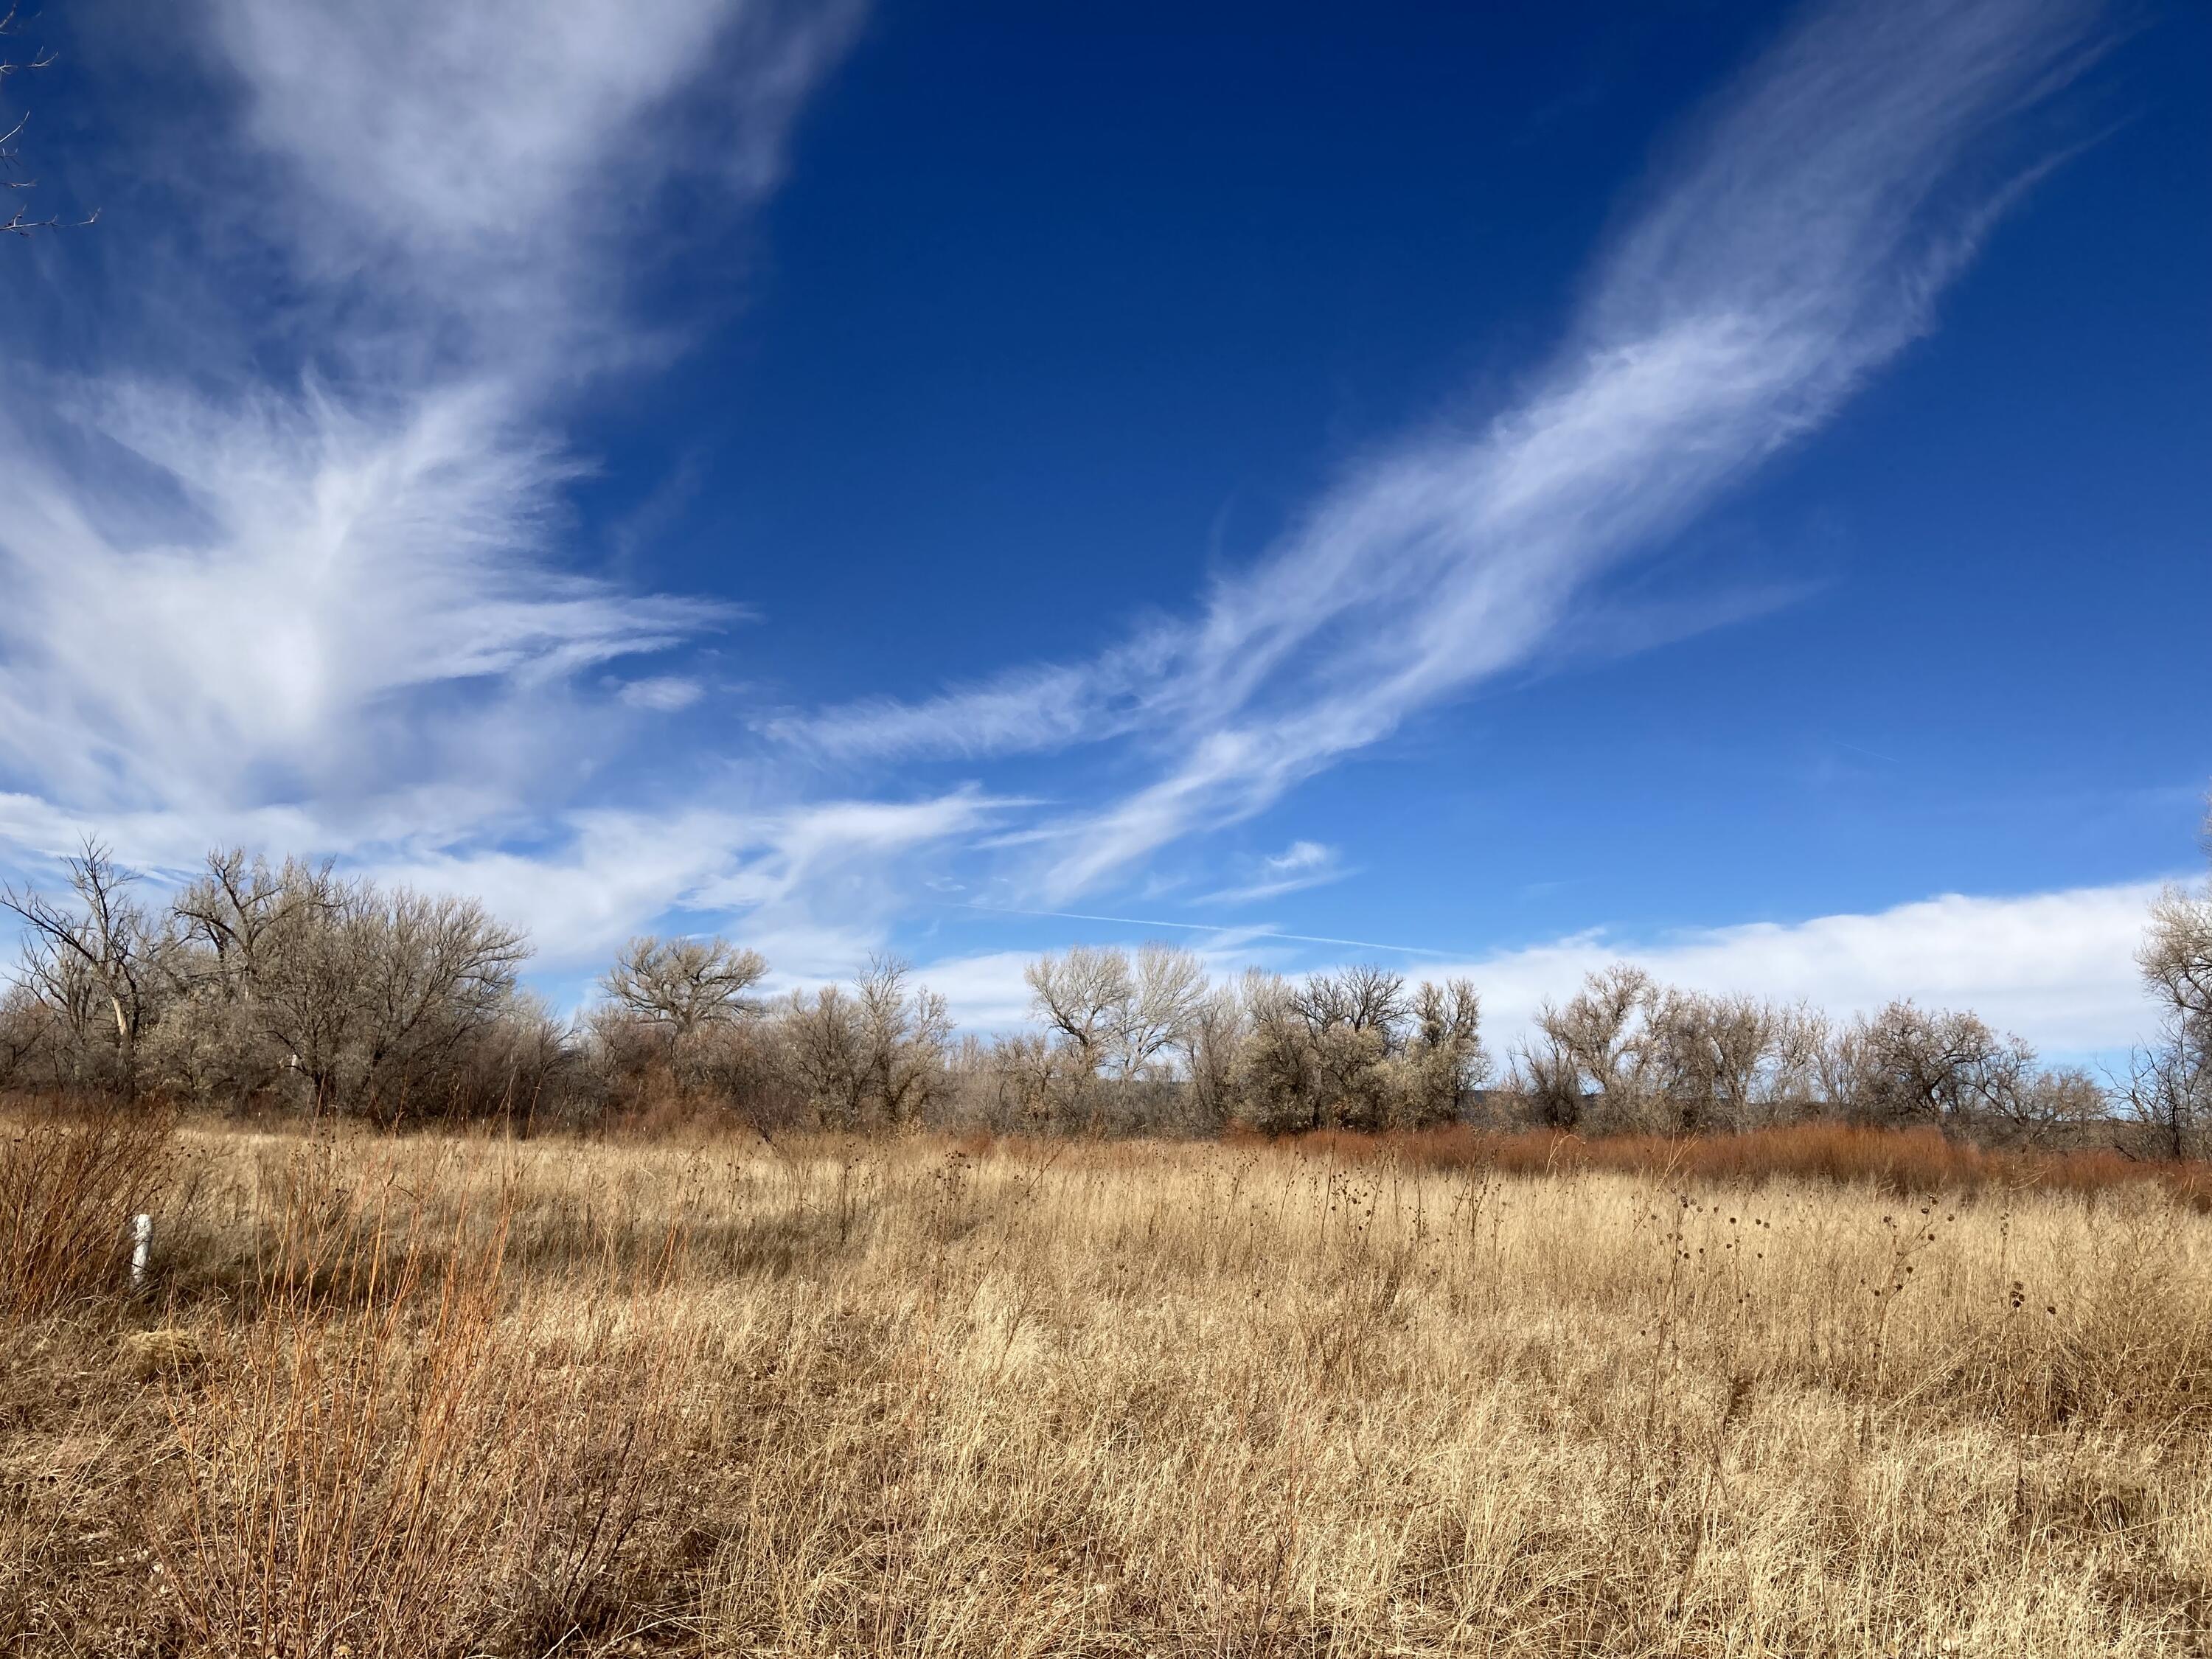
[1108,943,1209,1080]
[151,860,532,1120]
[333,888,531,1123]
[173,851,333,996]
[1514,1041,1590,1130]
[1848,1001,2034,1137]
[2142,885,2212,1035]
[1295,964,1408,1039]
[779,958,950,1130]
[601,936,769,1036]
[854,956,950,1127]
[1989,1065,2106,1147]
[0,844,546,1120]
[984,1030,1076,1131]
[2,839,181,1082]
[1023,945,1134,1074]
[1179,983,1248,1134]
[1018,942,1211,1130]
[1233,970,1321,1135]
[161,855,329,1095]
[1765,1002,1830,1119]
[0,981,59,1089]
[2126,809,2212,1156]
[0,822,2171,1149]
[228,863,366,1110]
[779,984,867,1127]
[1290,966,1408,1130]
[1642,989,1775,1133]
[149,852,328,1105]
[1390,977,1489,1128]
[2118,1037,2208,1161]
[1525,964,1652,1127]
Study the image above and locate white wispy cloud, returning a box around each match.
[0,0,860,888]
[0,380,714,817]
[204,0,863,372]
[779,0,2112,904]
[618,675,709,713]
[764,662,1135,762]
[943,900,1456,961]
[361,787,1017,972]
[1194,839,1349,905]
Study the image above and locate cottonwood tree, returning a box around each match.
[1846,1001,2035,1137]
[1226,967,1485,1133]
[0,981,55,1088]
[1989,1065,2107,1147]
[1021,943,1212,1128]
[1765,1003,1831,1119]
[1107,943,1210,1080]
[1179,982,1248,1133]
[1024,945,1133,1074]
[1390,977,1490,1128]
[1234,970,1321,1134]
[1509,971,2085,1140]
[276,882,529,1122]
[855,956,951,1125]
[2120,1037,2208,1161]
[1642,989,1776,1133]
[3,843,538,1119]
[0,824,2152,1147]
[781,958,950,1130]
[146,853,530,1120]
[779,984,866,1126]
[2126,810,2212,1156]
[982,1029,1075,1131]
[586,937,773,1117]
[153,852,338,1104]
[1290,965,1408,1130]
[213,862,371,1110]
[602,936,768,1035]
[173,850,331,996]
[2,840,182,1086]
[1523,965,1653,1128]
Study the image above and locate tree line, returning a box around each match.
[2,819,2208,1153]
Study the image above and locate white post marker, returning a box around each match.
[131,1213,153,1290]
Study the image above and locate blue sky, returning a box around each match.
[1,0,2205,1057]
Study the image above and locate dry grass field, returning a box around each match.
[7,1116,2212,1657]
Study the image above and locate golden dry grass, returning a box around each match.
[6,1121,2212,1656]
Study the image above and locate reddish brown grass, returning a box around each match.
[1270,1121,2212,1206]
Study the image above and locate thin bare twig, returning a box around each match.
[1,4,97,236]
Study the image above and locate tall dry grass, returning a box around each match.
[5,1120,2212,1655]
[0,1100,174,1321]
